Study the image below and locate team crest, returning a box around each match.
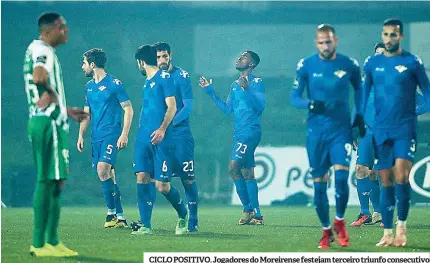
[98,86,107,91]
[334,70,347,78]
[180,70,189,78]
[395,65,407,73]
[253,77,262,83]
[160,71,170,78]
[113,78,122,85]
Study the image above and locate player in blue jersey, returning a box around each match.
[200,50,266,225]
[290,24,366,249]
[78,48,134,228]
[351,42,385,227]
[362,19,430,247]
[131,44,188,236]
[153,42,199,232]
[352,42,429,228]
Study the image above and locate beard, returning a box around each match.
[319,49,335,60]
[159,62,170,71]
[84,70,93,77]
[385,42,400,53]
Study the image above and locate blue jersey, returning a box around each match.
[170,66,193,137]
[85,74,129,142]
[290,53,362,132]
[364,89,427,130]
[205,74,266,134]
[362,51,430,130]
[138,70,176,140]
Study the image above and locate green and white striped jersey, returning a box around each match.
[23,40,69,131]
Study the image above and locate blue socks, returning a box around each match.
[370,178,381,213]
[114,184,124,218]
[381,186,395,229]
[101,178,115,212]
[313,182,330,227]
[335,170,349,218]
[182,181,199,228]
[137,183,154,228]
[163,186,187,219]
[246,179,262,218]
[233,178,252,212]
[356,177,371,215]
[395,183,411,221]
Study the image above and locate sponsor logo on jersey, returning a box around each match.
[98,86,107,91]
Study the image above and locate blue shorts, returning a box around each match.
[306,127,353,178]
[133,137,174,182]
[91,135,119,173]
[231,132,261,168]
[172,136,195,181]
[357,128,375,168]
[373,125,417,170]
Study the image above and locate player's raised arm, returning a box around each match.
[413,56,430,113]
[199,76,233,115]
[173,71,193,126]
[290,58,312,110]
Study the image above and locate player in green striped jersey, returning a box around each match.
[24,12,88,258]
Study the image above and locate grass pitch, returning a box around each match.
[2,206,430,262]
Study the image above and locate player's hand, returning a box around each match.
[308,100,325,114]
[237,76,249,90]
[199,76,212,88]
[77,136,84,152]
[67,107,90,122]
[151,128,166,145]
[117,134,128,149]
[352,114,366,138]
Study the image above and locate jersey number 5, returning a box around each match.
[106,144,113,154]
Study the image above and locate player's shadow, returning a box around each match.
[61,255,139,263]
[152,229,252,239]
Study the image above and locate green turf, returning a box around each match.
[2,206,430,262]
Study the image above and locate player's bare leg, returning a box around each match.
[376,169,394,247]
[392,158,412,247]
